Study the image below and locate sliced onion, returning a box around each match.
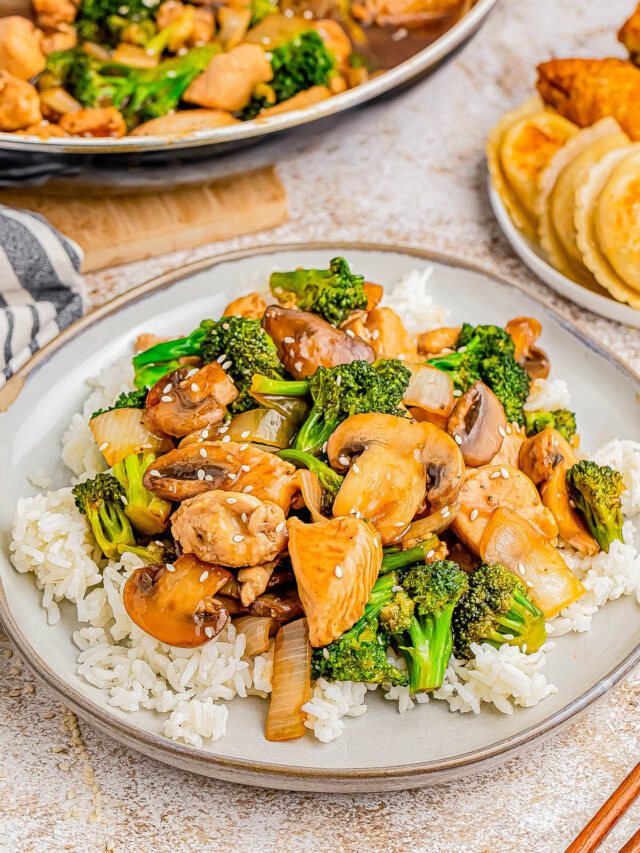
[39,87,82,115]
[248,392,309,425]
[297,469,327,522]
[226,407,298,448]
[217,5,251,48]
[398,505,459,543]
[404,364,454,427]
[265,618,311,742]
[89,408,173,467]
[82,41,111,61]
[234,615,279,656]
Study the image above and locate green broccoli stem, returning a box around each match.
[348,573,398,637]
[112,452,171,536]
[294,407,340,455]
[250,374,310,397]
[380,540,437,576]
[133,358,184,390]
[277,449,344,496]
[133,327,209,369]
[402,609,454,693]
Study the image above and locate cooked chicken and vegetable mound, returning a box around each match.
[0,0,472,138]
[11,259,640,746]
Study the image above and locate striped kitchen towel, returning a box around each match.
[0,206,86,388]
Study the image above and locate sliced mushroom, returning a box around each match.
[171,489,288,568]
[261,305,374,379]
[145,363,237,437]
[222,291,267,319]
[123,554,232,648]
[452,464,558,555]
[417,326,461,357]
[404,364,455,430]
[248,588,304,622]
[288,515,382,647]
[447,381,508,467]
[505,317,550,380]
[143,440,299,511]
[327,413,464,543]
[540,465,599,556]
[519,427,576,486]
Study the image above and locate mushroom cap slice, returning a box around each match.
[262,305,374,379]
[123,554,232,648]
[505,316,550,380]
[519,427,576,485]
[288,515,382,647]
[327,413,464,543]
[540,464,599,556]
[447,381,508,467]
[452,463,558,555]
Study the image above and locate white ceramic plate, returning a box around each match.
[1,243,639,792]
[488,180,640,329]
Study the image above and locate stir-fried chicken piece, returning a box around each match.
[536,58,640,141]
[33,0,78,29]
[288,515,382,647]
[40,24,78,55]
[0,72,41,131]
[352,0,461,26]
[172,490,288,568]
[16,122,69,138]
[237,559,280,606]
[143,440,299,511]
[0,17,46,81]
[131,109,238,137]
[145,363,237,437]
[417,326,461,357]
[488,424,525,468]
[343,306,417,361]
[59,107,127,138]
[223,292,268,320]
[156,0,215,48]
[184,44,273,112]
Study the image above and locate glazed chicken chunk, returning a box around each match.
[59,107,127,138]
[0,17,46,81]
[184,44,273,112]
[33,0,78,29]
[0,72,42,132]
[172,490,288,568]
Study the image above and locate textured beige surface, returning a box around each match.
[2,0,640,850]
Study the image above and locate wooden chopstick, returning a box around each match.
[564,762,640,853]
[618,826,640,853]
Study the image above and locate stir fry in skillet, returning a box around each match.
[0,0,474,137]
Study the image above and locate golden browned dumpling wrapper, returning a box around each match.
[537,58,640,141]
[575,144,640,308]
[537,118,630,291]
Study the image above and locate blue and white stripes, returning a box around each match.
[0,206,85,387]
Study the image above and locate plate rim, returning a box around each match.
[0,0,497,156]
[1,239,639,786]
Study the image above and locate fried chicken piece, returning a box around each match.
[536,58,640,141]
[619,3,640,62]
[0,17,46,81]
[0,72,42,131]
[59,106,126,138]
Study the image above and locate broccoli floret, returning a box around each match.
[379,589,414,634]
[566,460,625,552]
[452,562,547,660]
[252,359,410,454]
[72,473,135,560]
[312,574,408,686]
[277,449,343,513]
[45,46,217,129]
[392,560,468,692]
[112,452,172,536]
[524,409,577,442]
[132,316,285,413]
[75,0,156,45]
[270,257,367,326]
[116,537,176,563]
[91,388,148,420]
[428,323,530,425]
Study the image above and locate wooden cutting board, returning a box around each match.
[0,165,287,273]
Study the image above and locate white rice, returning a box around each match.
[302,679,372,743]
[379,267,451,334]
[524,377,572,412]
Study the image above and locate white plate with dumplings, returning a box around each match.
[487,98,640,328]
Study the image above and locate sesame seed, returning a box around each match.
[518,562,525,575]
[454,434,462,445]
[498,426,506,438]
[502,633,514,640]
[161,395,172,403]
[490,471,501,479]
[163,384,172,393]
[322,648,330,659]
[121,495,128,505]
[371,329,380,340]
[322,442,328,453]
[500,467,509,479]
[355,511,361,519]
[191,383,199,392]
[276,521,285,533]
[222,435,231,443]
[218,425,229,434]
[205,474,213,481]
[201,429,209,438]
[336,375,342,386]
[99,442,109,451]
[242,513,248,523]
[470,509,479,521]
[240,443,248,451]
[394,521,405,527]
[457,345,467,353]
[441,506,450,518]
[240,430,251,439]
[453,389,462,397]
[339,456,349,466]
[241,464,250,472]
[200,448,207,457]
[199,571,209,582]
[222,360,232,371]
[392,585,403,592]
[522,643,528,652]
[426,549,435,558]
[284,336,294,344]
[187,368,198,378]
[294,361,303,372]
[205,627,213,638]
[197,469,205,480]
[352,463,360,473]
[226,497,237,504]
[216,353,227,363]
[334,566,343,578]
[545,622,554,634]
[526,581,533,589]
[506,425,512,435]
[149,469,160,477]
[243,485,253,493]
[166,563,175,572]
[233,534,245,543]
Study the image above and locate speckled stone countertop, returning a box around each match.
[2,0,640,850]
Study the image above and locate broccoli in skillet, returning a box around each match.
[269,257,367,326]
[74,0,156,46]
[252,359,411,454]
[72,473,135,560]
[111,452,172,536]
[525,409,577,442]
[428,323,531,425]
[566,460,625,552]
[452,562,547,660]
[132,316,285,413]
